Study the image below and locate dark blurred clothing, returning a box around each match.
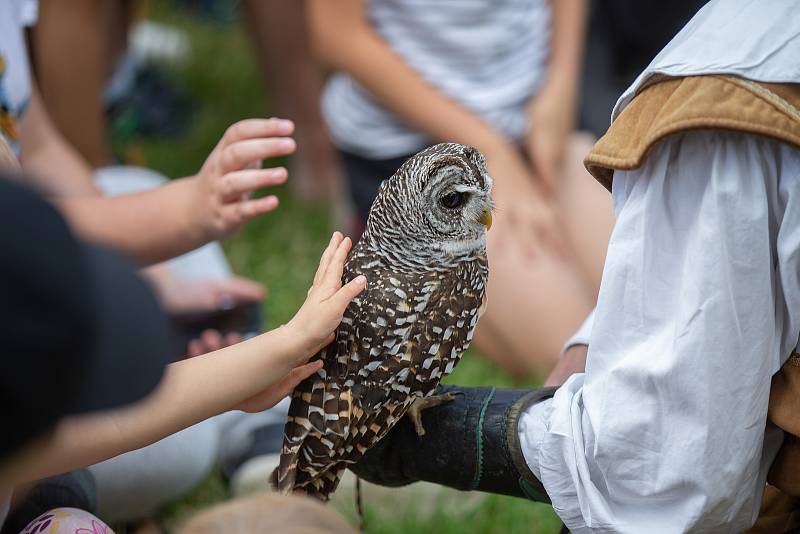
[339,149,410,226]
[1,470,96,534]
[579,0,707,136]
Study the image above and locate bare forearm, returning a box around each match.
[19,89,100,196]
[30,329,298,480]
[544,344,587,386]
[21,233,361,483]
[33,0,113,166]
[22,140,99,197]
[54,177,202,265]
[307,0,508,154]
[111,329,296,448]
[543,0,587,92]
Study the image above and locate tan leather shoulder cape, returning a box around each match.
[584,75,800,191]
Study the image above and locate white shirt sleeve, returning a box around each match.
[561,309,595,355]
[519,130,800,533]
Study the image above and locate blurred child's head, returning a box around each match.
[177,493,357,534]
[0,176,170,487]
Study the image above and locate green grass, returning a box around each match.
[122,3,560,532]
[360,495,562,534]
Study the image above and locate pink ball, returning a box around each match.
[21,507,114,534]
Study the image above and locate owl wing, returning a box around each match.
[344,273,441,410]
[272,247,407,495]
[349,259,487,410]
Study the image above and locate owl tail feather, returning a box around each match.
[270,455,347,502]
[270,442,300,494]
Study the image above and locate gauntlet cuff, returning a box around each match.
[350,385,556,502]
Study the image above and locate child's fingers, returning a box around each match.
[218,118,295,149]
[222,196,280,227]
[225,332,244,346]
[321,237,352,291]
[219,168,288,201]
[220,138,296,172]
[313,232,343,286]
[201,329,224,352]
[210,276,265,305]
[285,360,324,392]
[308,332,336,356]
[187,339,204,358]
[330,275,367,311]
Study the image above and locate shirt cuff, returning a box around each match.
[517,396,552,481]
[560,308,595,356]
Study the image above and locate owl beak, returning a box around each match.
[480,203,492,231]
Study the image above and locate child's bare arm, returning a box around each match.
[54,118,296,265]
[525,0,588,190]
[18,86,100,196]
[19,233,365,483]
[18,77,294,265]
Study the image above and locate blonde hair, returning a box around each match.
[176,493,357,534]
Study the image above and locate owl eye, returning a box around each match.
[440,191,467,209]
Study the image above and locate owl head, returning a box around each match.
[365,143,493,265]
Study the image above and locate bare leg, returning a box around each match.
[473,238,594,378]
[556,132,615,294]
[240,0,344,204]
[406,392,459,437]
[31,0,127,167]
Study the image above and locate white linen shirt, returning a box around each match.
[518,1,800,531]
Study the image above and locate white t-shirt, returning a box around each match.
[322,0,551,159]
[0,0,37,157]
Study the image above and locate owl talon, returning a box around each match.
[407,392,460,437]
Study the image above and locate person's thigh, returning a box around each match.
[556,132,615,295]
[473,234,594,377]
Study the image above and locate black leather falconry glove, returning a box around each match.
[349,384,557,502]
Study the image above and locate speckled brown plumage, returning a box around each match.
[272,143,492,500]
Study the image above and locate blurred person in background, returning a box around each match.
[578,0,707,136]
[351,1,800,532]
[27,0,274,345]
[1,0,310,530]
[31,0,344,205]
[307,0,615,378]
[239,0,344,204]
[0,175,169,533]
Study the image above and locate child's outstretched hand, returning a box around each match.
[234,232,366,413]
[286,231,367,362]
[191,118,296,240]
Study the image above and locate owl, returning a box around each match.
[272,143,493,500]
